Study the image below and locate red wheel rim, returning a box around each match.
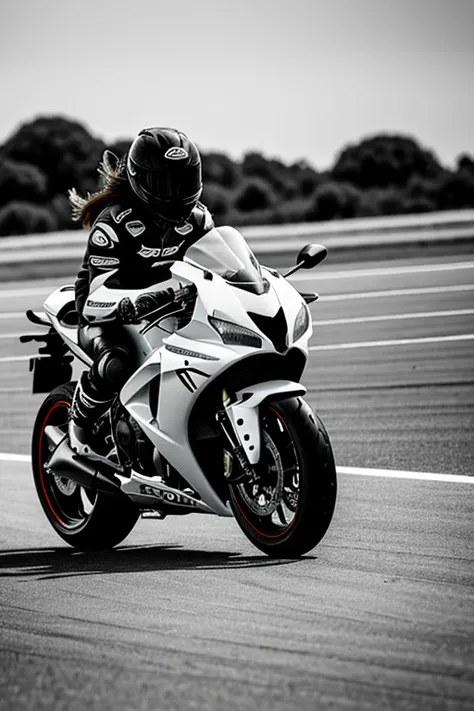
[37,400,70,527]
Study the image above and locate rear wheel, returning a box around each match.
[229,397,337,557]
[31,382,139,550]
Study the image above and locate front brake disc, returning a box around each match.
[235,431,283,516]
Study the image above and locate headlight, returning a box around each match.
[293,303,310,341]
[209,316,262,348]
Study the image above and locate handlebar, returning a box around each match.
[117,285,197,325]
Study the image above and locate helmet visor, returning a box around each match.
[144,165,202,202]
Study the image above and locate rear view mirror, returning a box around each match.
[283,243,327,278]
[297,244,328,269]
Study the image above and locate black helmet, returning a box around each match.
[126,127,203,224]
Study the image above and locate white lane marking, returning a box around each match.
[3,307,472,340]
[310,333,474,351]
[0,260,473,298]
[1,284,473,306]
[312,308,474,326]
[0,452,471,483]
[2,307,470,336]
[339,466,473,484]
[0,260,471,296]
[0,453,30,462]
[322,284,474,302]
[0,286,56,298]
[2,334,474,362]
[0,312,25,319]
[290,260,474,281]
[0,332,31,340]
[0,355,33,363]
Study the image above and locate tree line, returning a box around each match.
[0,115,473,236]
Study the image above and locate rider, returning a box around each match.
[68,127,215,457]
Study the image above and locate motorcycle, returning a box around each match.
[23,226,337,557]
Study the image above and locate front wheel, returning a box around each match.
[31,382,139,550]
[229,397,337,558]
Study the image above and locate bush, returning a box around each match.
[242,152,300,199]
[278,197,313,223]
[201,183,231,223]
[0,201,58,236]
[307,182,361,221]
[202,152,241,189]
[0,159,48,207]
[234,177,276,212]
[1,116,105,197]
[2,115,474,230]
[50,194,76,230]
[457,153,474,175]
[403,196,437,213]
[435,169,474,210]
[332,134,443,189]
[371,188,408,215]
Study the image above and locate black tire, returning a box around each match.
[229,397,337,558]
[31,382,139,550]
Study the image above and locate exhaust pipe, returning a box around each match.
[44,426,124,497]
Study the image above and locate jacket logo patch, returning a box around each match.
[164,147,189,160]
[175,222,193,236]
[90,230,112,248]
[113,208,132,223]
[126,220,146,237]
[139,244,182,259]
[89,256,120,268]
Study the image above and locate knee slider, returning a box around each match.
[95,349,128,386]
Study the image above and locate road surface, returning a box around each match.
[0,248,473,709]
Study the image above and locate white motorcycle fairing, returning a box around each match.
[40,226,312,519]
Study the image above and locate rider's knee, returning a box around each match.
[94,348,130,388]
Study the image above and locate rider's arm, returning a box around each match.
[79,224,187,324]
[77,220,159,324]
[76,220,128,323]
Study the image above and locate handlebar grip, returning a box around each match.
[119,286,197,324]
[173,284,197,302]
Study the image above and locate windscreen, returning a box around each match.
[184,227,268,295]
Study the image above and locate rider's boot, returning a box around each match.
[68,372,114,459]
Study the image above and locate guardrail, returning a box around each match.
[1,209,473,278]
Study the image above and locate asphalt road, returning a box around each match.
[1,249,473,473]
[0,248,473,709]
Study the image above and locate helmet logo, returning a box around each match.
[165,147,189,160]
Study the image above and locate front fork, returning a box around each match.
[215,381,307,484]
[216,388,258,484]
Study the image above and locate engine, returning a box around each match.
[113,407,153,475]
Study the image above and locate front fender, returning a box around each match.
[227,380,306,464]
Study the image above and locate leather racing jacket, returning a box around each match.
[75,200,215,324]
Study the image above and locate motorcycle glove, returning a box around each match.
[117,289,175,324]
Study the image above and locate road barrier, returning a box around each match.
[1,209,473,280]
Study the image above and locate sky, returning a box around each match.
[1,0,473,169]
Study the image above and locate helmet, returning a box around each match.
[126,127,202,224]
